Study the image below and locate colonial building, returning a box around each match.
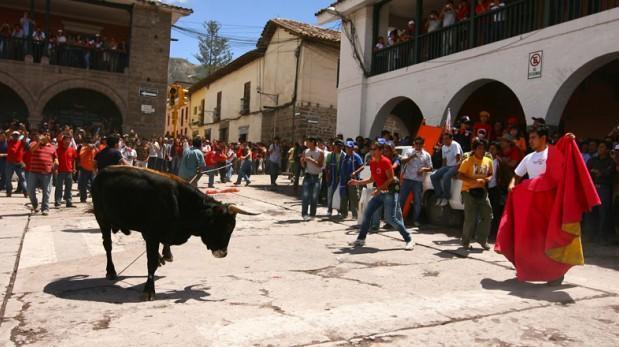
[0,0,191,136]
[189,19,340,143]
[165,81,191,137]
[317,1,619,139]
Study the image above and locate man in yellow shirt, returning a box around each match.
[458,137,494,250]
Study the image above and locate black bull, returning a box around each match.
[92,166,256,300]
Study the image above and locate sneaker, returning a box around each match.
[547,275,564,286]
[31,206,39,213]
[302,215,311,222]
[440,199,449,207]
[349,239,365,247]
[434,198,442,206]
[66,203,77,208]
[54,202,61,208]
[23,192,28,198]
[6,192,11,197]
[41,210,49,216]
[245,180,251,186]
[413,222,421,228]
[405,240,415,250]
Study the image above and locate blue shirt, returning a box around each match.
[339,152,363,185]
[178,147,205,180]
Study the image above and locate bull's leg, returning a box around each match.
[161,244,173,263]
[143,240,159,301]
[101,225,117,280]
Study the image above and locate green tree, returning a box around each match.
[194,20,232,77]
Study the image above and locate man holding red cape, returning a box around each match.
[495,126,600,286]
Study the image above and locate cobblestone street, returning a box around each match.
[0,176,617,346]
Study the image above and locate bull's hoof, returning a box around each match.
[158,255,166,267]
[121,229,131,235]
[142,291,156,301]
[106,271,118,280]
[162,253,173,262]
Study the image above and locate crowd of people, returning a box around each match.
[375,0,507,52]
[2,113,618,249]
[0,12,128,71]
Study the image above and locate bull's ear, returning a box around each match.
[228,205,260,216]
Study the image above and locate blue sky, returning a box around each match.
[164,0,335,64]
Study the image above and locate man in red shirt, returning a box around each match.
[473,111,493,140]
[204,147,219,188]
[5,130,28,197]
[55,133,78,208]
[348,139,415,250]
[28,133,58,215]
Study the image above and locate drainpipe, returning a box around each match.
[290,40,302,141]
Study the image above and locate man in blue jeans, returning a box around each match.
[301,137,324,221]
[430,133,462,207]
[400,136,433,227]
[349,140,414,250]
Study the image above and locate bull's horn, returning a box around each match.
[228,205,260,216]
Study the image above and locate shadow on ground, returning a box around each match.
[481,278,576,304]
[44,275,214,304]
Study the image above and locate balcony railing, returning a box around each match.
[0,36,128,73]
[372,0,619,75]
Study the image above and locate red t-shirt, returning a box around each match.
[7,139,25,164]
[30,143,57,174]
[473,122,492,140]
[57,143,78,173]
[502,146,524,164]
[23,150,32,172]
[204,151,218,167]
[370,155,393,189]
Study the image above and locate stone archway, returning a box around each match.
[0,71,35,122]
[0,82,30,125]
[547,52,619,138]
[34,78,127,127]
[42,88,124,134]
[445,79,526,133]
[370,96,424,139]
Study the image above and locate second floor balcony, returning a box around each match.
[371,0,619,76]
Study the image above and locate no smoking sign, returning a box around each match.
[528,51,543,79]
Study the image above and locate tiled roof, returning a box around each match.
[258,18,340,48]
[140,0,193,14]
[188,50,264,94]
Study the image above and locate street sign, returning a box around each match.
[139,87,159,98]
[528,51,543,79]
[141,104,155,114]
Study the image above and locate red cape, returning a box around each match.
[495,136,600,282]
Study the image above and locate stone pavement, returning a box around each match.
[0,175,617,346]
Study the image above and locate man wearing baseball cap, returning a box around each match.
[5,130,29,197]
[338,140,364,220]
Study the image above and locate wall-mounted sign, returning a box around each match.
[139,87,159,98]
[141,104,155,114]
[528,51,543,79]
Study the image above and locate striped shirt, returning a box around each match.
[30,143,57,174]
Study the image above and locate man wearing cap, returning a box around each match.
[5,130,29,198]
[348,139,414,250]
[326,140,344,216]
[339,140,364,220]
[532,117,546,127]
[454,116,473,153]
[400,136,433,227]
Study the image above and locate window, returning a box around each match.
[238,126,249,143]
[167,114,170,126]
[205,129,212,140]
[194,106,197,115]
[219,127,228,143]
[200,98,205,124]
[180,109,184,126]
[215,91,222,122]
[241,82,251,114]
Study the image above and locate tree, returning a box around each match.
[194,20,232,77]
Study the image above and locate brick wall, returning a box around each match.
[261,102,337,143]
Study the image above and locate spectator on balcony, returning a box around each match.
[457,0,471,21]
[441,1,457,54]
[406,20,416,37]
[475,0,489,14]
[20,12,34,37]
[375,36,386,51]
[0,23,10,58]
[489,0,506,41]
[11,24,25,60]
[387,30,399,46]
[32,27,45,62]
[426,11,442,33]
[55,29,67,65]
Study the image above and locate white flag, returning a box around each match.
[444,108,452,134]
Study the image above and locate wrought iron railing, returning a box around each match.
[372,0,619,75]
[0,36,128,73]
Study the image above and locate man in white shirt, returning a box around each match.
[511,127,549,187]
[431,133,463,206]
[400,136,433,227]
[301,137,324,221]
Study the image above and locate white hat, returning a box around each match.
[408,20,415,25]
[11,130,20,136]
[615,144,619,151]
